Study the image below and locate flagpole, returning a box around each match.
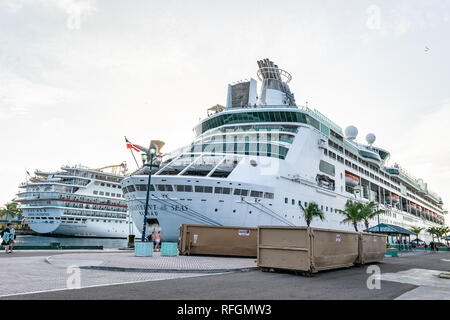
[130,149,140,169]
[125,136,141,169]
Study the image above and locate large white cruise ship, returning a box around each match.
[122,59,447,243]
[16,163,141,238]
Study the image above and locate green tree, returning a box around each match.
[359,201,385,231]
[410,226,424,243]
[427,227,438,242]
[336,200,364,232]
[299,202,325,227]
[439,226,450,245]
[436,226,449,244]
[0,202,22,219]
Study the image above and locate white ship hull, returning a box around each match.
[23,207,138,238]
[124,172,443,244]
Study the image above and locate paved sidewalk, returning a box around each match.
[46,252,257,273]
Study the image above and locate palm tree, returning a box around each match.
[336,200,364,232]
[0,202,22,219]
[440,226,450,246]
[410,226,424,243]
[427,227,437,243]
[359,201,385,231]
[299,202,325,227]
[436,226,449,244]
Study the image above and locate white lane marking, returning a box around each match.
[381,268,450,289]
[395,286,450,300]
[441,259,450,262]
[0,272,215,298]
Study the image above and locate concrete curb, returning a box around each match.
[79,265,258,274]
[45,256,257,274]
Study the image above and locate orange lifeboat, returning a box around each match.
[387,193,400,204]
[345,171,359,188]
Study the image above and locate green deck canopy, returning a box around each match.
[364,223,415,235]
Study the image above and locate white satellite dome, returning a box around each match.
[366,133,376,145]
[345,126,358,140]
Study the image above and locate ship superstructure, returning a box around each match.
[16,163,140,238]
[121,59,447,243]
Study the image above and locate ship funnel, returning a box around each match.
[256,58,296,106]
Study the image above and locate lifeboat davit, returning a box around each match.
[345,172,359,188]
[387,193,400,204]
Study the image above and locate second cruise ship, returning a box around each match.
[16,163,140,238]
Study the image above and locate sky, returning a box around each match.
[0,0,449,211]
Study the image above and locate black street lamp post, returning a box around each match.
[141,146,158,242]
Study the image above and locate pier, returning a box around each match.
[1,249,450,300]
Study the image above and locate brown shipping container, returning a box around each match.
[257,226,360,273]
[258,226,311,272]
[179,224,258,257]
[357,233,387,264]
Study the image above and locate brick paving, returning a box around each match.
[46,252,257,271]
[0,251,255,298]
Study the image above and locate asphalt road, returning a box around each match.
[4,251,450,300]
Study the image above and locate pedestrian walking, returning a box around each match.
[1,223,15,254]
[154,231,163,252]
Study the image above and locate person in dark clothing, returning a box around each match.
[1,223,14,254]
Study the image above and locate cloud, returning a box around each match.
[362,2,449,41]
[0,71,74,118]
[1,0,98,29]
[1,0,97,13]
[388,98,450,204]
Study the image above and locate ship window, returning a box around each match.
[215,187,232,194]
[292,199,295,205]
[319,160,335,177]
[285,197,288,204]
[250,191,263,198]
[194,185,212,193]
[264,192,274,199]
[99,191,104,196]
[127,185,136,192]
[234,189,249,196]
[105,192,110,196]
[93,191,98,195]
[101,183,105,186]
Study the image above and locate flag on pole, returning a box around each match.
[26,170,30,176]
[125,137,142,152]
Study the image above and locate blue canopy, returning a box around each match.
[364,223,415,235]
